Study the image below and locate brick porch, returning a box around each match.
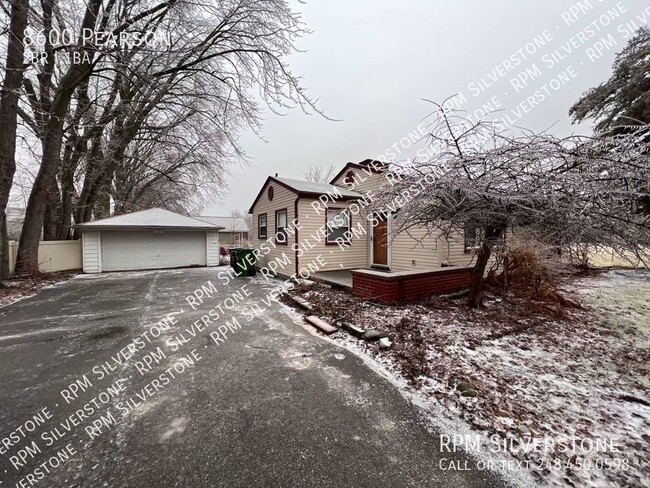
[351,266,473,304]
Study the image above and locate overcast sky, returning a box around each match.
[203,0,650,216]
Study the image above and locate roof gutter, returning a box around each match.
[73,225,223,231]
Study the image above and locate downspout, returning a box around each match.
[294,197,300,275]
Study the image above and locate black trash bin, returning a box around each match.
[228,248,239,270]
[229,248,256,276]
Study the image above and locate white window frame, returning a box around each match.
[258,213,267,239]
[275,209,288,244]
[326,208,351,244]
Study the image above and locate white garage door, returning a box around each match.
[101,231,207,272]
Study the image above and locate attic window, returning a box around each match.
[268,186,274,201]
[344,171,355,184]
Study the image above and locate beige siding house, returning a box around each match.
[248,160,476,280]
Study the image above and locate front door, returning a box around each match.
[372,215,389,267]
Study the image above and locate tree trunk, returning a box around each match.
[75,137,107,229]
[57,166,75,240]
[43,182,61,240]
[16,132,63,274]
[1,211,9,281]
[467,225,504,308]
[15,0,103,275]
[57,189,74,240]
[57,80,93,240]
[95,180,111,219]
[0,0,29,280]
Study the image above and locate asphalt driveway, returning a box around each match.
[0,268,504,487]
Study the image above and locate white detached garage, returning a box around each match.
[77,208,223,273]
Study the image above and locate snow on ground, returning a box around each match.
[284,270,650,488]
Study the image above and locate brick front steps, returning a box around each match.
[351,266,473,304]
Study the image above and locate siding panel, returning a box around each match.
[438,231,478,268]
[389,222,442,271]
[297,199,368,272]
[206,231,220,266]
[250,181,296,277]
[82,230,101,273]
[333,168,450,272]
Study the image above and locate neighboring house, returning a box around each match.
[248,160,476,302]
[77,208,222,273]
[194,216,250,246]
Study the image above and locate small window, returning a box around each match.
[344,171,355,185]
[275,209,288,244]
[258,214,267,238]
[326,209,350,244]
[464,225,484,251]
[268,186,274,201]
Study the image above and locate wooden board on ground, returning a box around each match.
[305,315,338,335]
[292,295,314,311]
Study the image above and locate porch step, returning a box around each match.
[305,316,338,335]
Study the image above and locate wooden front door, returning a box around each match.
[372,215,389,267]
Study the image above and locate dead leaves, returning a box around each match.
[284,274,649,487]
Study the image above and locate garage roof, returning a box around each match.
[76,208,223,230]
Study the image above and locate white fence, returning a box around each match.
[8,240,82,275]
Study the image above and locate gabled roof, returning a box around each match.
[329,159,387,185]
[76,208,222,230]
[275,177,363,198]
[248,176,364,213]
[194,216,249,233]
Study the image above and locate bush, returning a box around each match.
[487,237,582,316]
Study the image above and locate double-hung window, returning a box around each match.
[326,209,350,244]
[275,210,288,244]
[258,214,267,238]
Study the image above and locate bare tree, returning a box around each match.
[305,163,336,183]
[0,0,29,280]
[112,124,225,217]
[375,105,649,307]
[11,0,322,274]
[15,0,109,274]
